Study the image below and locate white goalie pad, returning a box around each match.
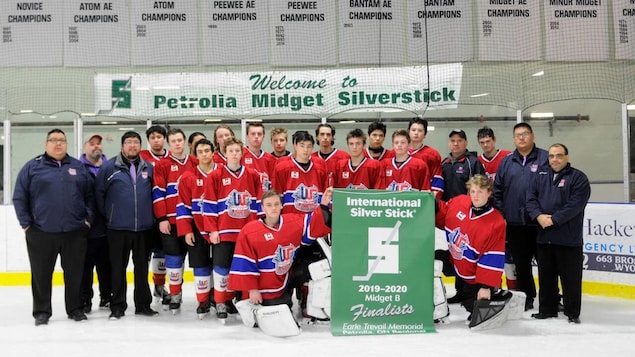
[307,277,331,319]
[506,290,526,320]
[256,305,301,337]
[433,260,449,322]
[235,300,301,337]
[308,258,331,280]
[235,299,258,328]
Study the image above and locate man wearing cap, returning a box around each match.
[95,131,157,319]
[440,129,485,304]
[13,128,94,325]
[441,129,485,201]
[79,134,112,313]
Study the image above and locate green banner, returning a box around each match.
[331,189,436,336]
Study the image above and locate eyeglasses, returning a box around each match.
[123,140,141,145]
[47,138,67,144]
[514,132,531,139]
[548,153,566,159]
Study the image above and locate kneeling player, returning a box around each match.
[228,188,332,335]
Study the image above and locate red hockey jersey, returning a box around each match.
[435,195,506,288]
[140,149,170,166]
[478,149,512,181]
[311,149,350,176]
[242,147,276,192]
[176,164,220,239]
[273,157,327,214]
[203,165,262,242]
[381,156,431,191]
[228,207,331,301]
[409,144,443,193]
[153,155,197,224]
[333,157,383,190]
[364,147,395,161]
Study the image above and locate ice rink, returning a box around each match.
[2,283,634,357]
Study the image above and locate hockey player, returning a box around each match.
[382,129,431,192]
[364,121,394,161]
[229,188,333,336]
[139,125,171,306]
[152,128,197,313]
[203,138,262,319]
[212,124,236,165]
[435,175,506,318]
[477,127,511,182]
[270,127,292,159]
[312,123,350,185]
[176,139,220,319]
[476,126,515,290]
[273,130,328,319]
[187,131,206,165]
[334,128,383,190]
[243,122,276,191]
[408,118,443,197]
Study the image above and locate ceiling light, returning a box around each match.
[530,112,553,118]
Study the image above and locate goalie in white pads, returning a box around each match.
[228,188,333,337]
[435,175,507,324]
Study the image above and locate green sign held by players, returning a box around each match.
[331,189,436,336]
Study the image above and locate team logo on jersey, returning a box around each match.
[222,177,231,186]
[386,180,413,191]
[264,232,274,241]
[558,178,566,187]
[456,211,466,221]
[385,169,393,177]
[292,184,319,212]
[291,171,299,179]
[244,157,253,164]
[171,165,178,172]
[530,164,538,172]
[342,172,349,179]
[455,166,464,174]
[346,183,368,190]
[197,279,208,290]
[259,172,271,191]
[142,171,148,179]
[196,179,204,186]
[272,244,297,275]
[447,227,469,260]
[486,172,496,181]
[68,168,76,175]
[226,189,252,218]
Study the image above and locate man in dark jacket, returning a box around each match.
[526,143,590,324]
[13,128,94,326]
[79,133,112,313]
[494,123,549,311]
[95,131,157,319]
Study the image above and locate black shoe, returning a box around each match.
[99,298,111,309]
[34,314,50,326]
[567,316,581,324]
[447,294,464,304]
[68,310,88,322]
[82,300,92,314]
[135,307,159,317]
[531,312,557,319]
[109,309,125,320]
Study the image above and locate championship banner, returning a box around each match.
[330,189,436,336]
[0,1,64,67]
[583,203,635,274]
[477,0,541,61]
[613,0,635,60]
[544,0,608,61]
[94,64,462,116]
